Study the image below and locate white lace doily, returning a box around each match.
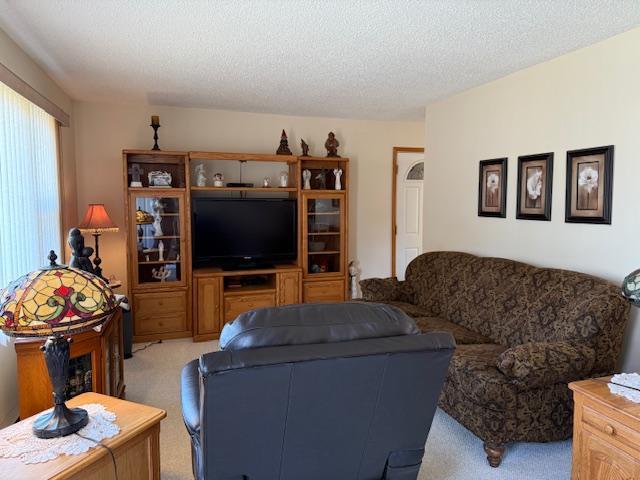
[0,403,120,464]
[609,373,640,403]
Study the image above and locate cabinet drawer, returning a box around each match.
[224,293,276,322]
[583,405,640,453]
[303,280,345,303]
[134,291,188,335]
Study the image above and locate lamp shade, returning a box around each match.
[0,252,119,337]
[78,204,118,233]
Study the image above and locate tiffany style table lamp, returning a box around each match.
[0,251,120,438]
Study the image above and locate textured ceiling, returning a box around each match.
[1,1,639,120]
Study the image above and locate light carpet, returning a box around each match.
[125,338,572,480]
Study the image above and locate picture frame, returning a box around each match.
[516,153,553,221]
[565,145,614,224]
[478,158,507,218]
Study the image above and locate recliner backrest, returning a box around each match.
[198,332,454,480]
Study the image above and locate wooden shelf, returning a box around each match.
[308,251,340,255]
[191,186,297,193]
[307,211,340,216]
[190,151,298,163]
[308,232,340,236]
[138,260,181,265]
[139,236,180,240]
[224,286,277,297]
[128,187,186,193]
[302,189,346,194]
[300,156,349,163]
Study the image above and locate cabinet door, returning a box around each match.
[278,271,301,305]
[134,290,188,336]
[303,279,345,303]
[580,429,640,479]
[303,193,346,278]
[130,192,187,290]
[195,277,222,336]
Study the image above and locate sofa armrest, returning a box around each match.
[181,359,201,436]
[359,277,413,303]
[497,341,595,389]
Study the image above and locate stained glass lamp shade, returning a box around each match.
[0,251,120,438]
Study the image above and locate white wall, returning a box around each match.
[0,28,74,426]
[73,101,424,292]
[423,28,640,370]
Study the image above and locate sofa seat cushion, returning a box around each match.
[383,301,432,319]
[415,317,492,345]
[445,344,517,411]
[220,301,419,351]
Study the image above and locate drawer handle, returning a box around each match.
[603,424,615,436]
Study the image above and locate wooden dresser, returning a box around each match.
[570,377,640,479]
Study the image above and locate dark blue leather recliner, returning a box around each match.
[181,302,455,480]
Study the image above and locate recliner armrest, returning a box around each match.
[359,277,413,303]
[497,341,596,389]
[181,359,201,436]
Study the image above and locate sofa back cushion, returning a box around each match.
[220,301,419,351]
[405,252,629,373]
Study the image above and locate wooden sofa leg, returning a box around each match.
[483,443,505,468]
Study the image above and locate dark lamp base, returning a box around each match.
[34,333,90,438]
[33,404,88,439]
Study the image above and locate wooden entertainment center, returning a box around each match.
[123,149,349,342]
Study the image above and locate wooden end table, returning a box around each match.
[1,392,166,479]
[570,377,640,479]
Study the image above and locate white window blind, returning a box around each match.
[0,81,61,287]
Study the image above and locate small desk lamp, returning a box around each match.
[78,204,119,279]
[0,251,120,438]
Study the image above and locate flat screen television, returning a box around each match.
[192,197,297,269]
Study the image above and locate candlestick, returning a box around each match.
[149,116,161,151]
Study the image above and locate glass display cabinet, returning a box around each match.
[303,194,345,277]
[130,193,186,289]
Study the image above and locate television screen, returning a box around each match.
[192,198,297,267]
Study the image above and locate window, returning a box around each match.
[406,161,424,180]
[0,81,61,288]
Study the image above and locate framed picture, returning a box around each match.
[565,145,614,224]
[478,158,507,218]
[516,153,553,221]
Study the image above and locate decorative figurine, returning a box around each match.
[300,139,310,157]
[325,131,340,157]
[68,228,95,274]
[152,266,171,282]
[213,173,224,187]
[333,168,343,190]
[128,163,143,187]
[158,240,165,262]
[302,169,312,190]
[152,212,163,237]
[315,170,327,190]
[195,163,207,187]
[152,198,166,214]
[276,129,292,155]
[263,177,272,187]
[148,171,172,188]
[280,171,289,188]
[348,261,361,299]
[150,115,161,151]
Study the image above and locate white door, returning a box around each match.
[395,153,424,281]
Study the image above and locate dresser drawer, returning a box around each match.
[224,293,276,322]
[582,405,640,453]
[303,280,345,303]
[134,291,188,335]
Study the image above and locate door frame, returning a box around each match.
[391,146,424,278]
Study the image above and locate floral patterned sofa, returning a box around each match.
[360,251,629,467]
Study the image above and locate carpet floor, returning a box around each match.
[125,338,572,480]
